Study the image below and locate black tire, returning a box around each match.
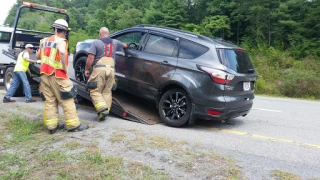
[158,88,192,127]
[4,67,23,97]
[74,56,88,83]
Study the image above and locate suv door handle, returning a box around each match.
[161,61,169,65]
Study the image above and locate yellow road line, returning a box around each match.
[0,90,6,93]
[197,126,320,149]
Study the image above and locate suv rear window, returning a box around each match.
[179,39,208,59]
[217,49,254,73]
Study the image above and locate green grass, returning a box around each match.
[0,152,29,179]
[5,114,42,145]
[36,150,68,162]
[127,161,169,180]
[0,107,247,180]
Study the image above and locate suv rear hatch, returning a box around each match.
[217,48,257,109]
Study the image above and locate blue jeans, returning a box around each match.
[5,71,32,100]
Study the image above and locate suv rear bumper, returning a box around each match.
[193,103,253,121]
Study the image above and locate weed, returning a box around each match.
[0,170,29,179]
[5,114,42,145]
[0,152,30,179]
[109,131,126,143]
[127,135,145,152]
[0,153,22,170]
[85,148,105,164]
[37,150,67,162]
[224,160,243,180]
[149,136,185,151]
[64,141,81,150]
[127,161,169,180]
[271,170,301,180]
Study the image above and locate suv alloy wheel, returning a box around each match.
[158,88,192,127]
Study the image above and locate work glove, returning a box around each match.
[36,60,41,64]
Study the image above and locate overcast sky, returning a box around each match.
[0,0,17,25]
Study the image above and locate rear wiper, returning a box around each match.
[246,69,255,73]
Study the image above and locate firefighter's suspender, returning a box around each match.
[104,43,113,57]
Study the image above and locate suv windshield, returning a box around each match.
[217,49,254,74]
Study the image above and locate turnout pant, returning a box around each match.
[87,58,115,114]
[40,75,80,130]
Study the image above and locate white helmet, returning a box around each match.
[51,19,69,31]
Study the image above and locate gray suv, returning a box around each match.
[73,25,257,127]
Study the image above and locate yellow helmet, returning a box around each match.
[51,19,69,31]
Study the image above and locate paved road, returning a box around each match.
[1,55,319,179]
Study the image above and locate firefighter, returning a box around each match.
[84,27,127,121]
[36,19,88,134]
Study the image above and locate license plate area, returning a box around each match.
[243,82,251,91]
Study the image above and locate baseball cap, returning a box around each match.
[25,44,34,48]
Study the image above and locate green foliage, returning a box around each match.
[201,15,232,38]
[281,69,320,99]
[250,46,320,99]
[4,0,320,58]
[3,0,320,99]
[161,0,187,28]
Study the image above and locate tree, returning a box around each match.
[201,15,232,38]
[143,0,164,25]
[160,0,187,28]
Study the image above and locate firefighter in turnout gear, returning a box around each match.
[36,19,89,134]
[85,27,127,121]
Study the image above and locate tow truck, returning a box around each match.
[1,2,160,125]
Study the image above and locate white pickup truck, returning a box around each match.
[0,26,16,64]
[0,26,17,91]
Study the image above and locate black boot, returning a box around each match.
[49,122,65,134]
[67,124,89,132]
[96,110,109,121]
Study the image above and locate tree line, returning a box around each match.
[5,0,320,99]
[5,0,320,58]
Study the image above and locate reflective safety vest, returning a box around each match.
[40,35,69,79]
[14,51,29,72]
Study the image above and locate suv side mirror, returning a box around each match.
[115,51,125,57]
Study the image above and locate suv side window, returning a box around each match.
[115,31,146,50]
[144,34,178,57]
[0,32,11,43]
[179,39,209,59]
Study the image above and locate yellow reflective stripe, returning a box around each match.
[41,36,62,69]
[94,102,107,109]
[42,56,63,69]
[49,47,58,61]
[43,101,47,125]
[66,118,79,126]
[46,118,59,125]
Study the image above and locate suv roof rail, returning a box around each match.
[214,38,237,46]
[135,24,213,42]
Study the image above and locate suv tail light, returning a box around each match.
[197,65,234,85]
